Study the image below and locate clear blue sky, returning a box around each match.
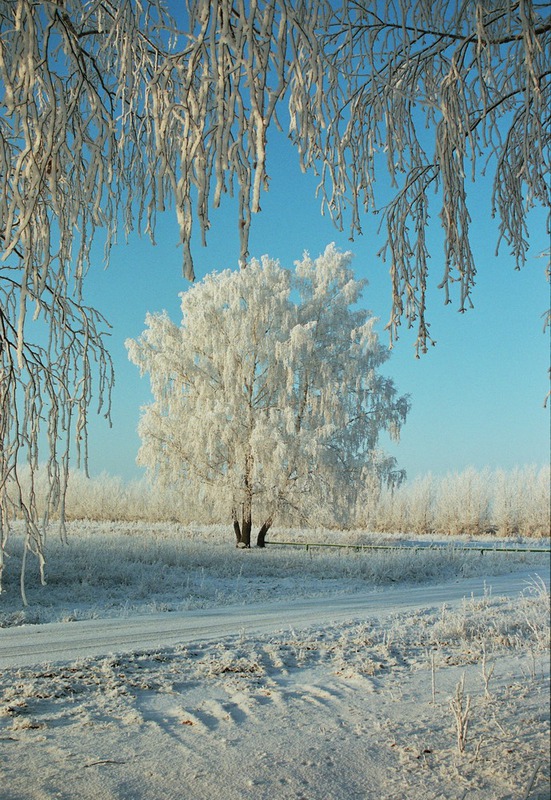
[82,129,550,484]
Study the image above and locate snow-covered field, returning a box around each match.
[0,522,549,799]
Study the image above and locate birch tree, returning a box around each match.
[1,0,547,586]
[126,244,409,546]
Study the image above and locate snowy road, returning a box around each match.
[1,569,547,670]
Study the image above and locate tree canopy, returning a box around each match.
[126,245,410,545]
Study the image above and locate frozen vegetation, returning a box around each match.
[11,464,550,536]
[0,520,548,627]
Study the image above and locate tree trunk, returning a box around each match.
[256,518,273,548]
[240,506,252,548]
[233,504,252,548]
[238,453,253,548]
[232,508,242,546]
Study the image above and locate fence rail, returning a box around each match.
[264,540,551,555]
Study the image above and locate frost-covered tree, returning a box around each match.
[434,467,491,536]
[126,245,409,545]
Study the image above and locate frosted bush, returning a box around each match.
[433,468,491,536]
[404,474,436,534]
[366,467,549,538]
[519,465,551,537]
[493,468,524,536]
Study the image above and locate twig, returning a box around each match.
[521,761,542,800]
[430,649,436,704]
[481,643,495,699]
[450,674,471,754]
[84,759,126,768]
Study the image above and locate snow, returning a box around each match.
[0,523,549,799]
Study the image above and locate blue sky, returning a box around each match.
[81,129,549,484]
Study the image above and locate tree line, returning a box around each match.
[9,464,549,540]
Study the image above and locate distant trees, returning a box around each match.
[361,465,550,538]
[12,464,550,538]
[127,245,409,545]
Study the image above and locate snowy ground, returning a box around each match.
[0,523,549,799]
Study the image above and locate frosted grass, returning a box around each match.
[1,521,548,627]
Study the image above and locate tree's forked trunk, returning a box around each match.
[232,507,242,546]
[240,510,252,548]
[233,505,252,548]
[237,453,254,548]
[256,517,273,548]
